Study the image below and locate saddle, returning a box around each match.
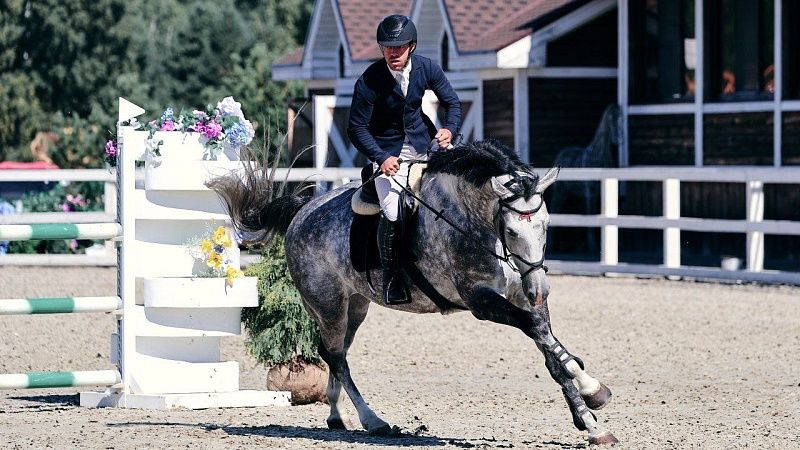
[348,163,467,313]
[349,162,425,272]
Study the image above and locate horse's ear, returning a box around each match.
[490,174,514,197]
[536,167,560,193]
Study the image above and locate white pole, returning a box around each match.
[746,180,765,272]
[663,178,681,270]
[601,177,619,266]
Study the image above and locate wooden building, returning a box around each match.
[273,0,800,272]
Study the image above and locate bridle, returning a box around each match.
[389,167,549,278]
[492,175,548,277]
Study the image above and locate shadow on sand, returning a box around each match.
[7,394,79,406]
[107,421,478,447]
[7,397,587,449]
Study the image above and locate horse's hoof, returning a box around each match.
[588,431,619,446]
[582,383,612,410]
[326,418,349,430]
[367,423,393,436]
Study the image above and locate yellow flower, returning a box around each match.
[199,238,214,255]
[206,252,223,270]
[225,266,243,287]
[212,226,232,248]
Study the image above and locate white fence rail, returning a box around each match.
[546,167,800,285]
[2,166,799,284]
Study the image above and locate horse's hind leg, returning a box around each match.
[324,294,369,430]
[314,294,391,435]
[468,287,617,445]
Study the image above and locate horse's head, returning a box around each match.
[490,167,559,304]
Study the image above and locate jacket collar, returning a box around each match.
[384,54,422,98]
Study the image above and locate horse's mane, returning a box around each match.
[426,139,539,198]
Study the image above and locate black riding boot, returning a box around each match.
[378,215,410,305]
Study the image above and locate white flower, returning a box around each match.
[216,96,245,121]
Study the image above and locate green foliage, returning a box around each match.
[242,239,320,366]
[0,0,312,166]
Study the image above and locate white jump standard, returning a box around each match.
[80,98,289,409]
[0,98,289,411]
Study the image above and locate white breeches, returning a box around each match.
[374,143,426,222]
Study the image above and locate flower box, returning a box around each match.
[105,96,254,168]
[149,131,237,162]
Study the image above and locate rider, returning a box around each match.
[348,14,461,305]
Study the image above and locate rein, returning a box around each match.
[389,164,548,277]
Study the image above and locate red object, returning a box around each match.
[0,161,59,170]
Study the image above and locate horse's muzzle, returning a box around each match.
[524,269,549,306]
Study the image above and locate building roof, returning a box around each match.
[447,0,588,53]
[274,46,305,66]
[276,0,589,67]
[338,0,413,61]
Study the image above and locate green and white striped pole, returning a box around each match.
[0,223,122,241]
[0,296,122,315]
[0,370,121,390]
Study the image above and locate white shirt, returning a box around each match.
[388,59,412,97]
[387,60,422,157]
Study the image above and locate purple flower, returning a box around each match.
[104,139,117,157]
[61,203,71,212]
[160,120,176,131]
[203,121,223,139]
[66,194,86,207]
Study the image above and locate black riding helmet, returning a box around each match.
[376,15,417,47]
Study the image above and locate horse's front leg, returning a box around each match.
[467,286,617,445]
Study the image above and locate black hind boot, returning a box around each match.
[378,215,410,305]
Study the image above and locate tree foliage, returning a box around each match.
[0,0,312,167]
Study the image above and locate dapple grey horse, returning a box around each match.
[208,140,618,445]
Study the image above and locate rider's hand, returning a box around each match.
[435,128,452,148]
[380,156,400,176]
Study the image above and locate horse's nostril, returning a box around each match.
[526,288,548,306]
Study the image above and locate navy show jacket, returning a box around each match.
[347,54,461,165]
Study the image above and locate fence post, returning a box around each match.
[663,178,681,271]
[746,180,765,272]
[601,177,618,266]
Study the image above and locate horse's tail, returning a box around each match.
[206,158,311,244]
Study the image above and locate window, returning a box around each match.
[629,0,696,103]
[785,0,800,99]
[440,33,449,72]
[705,0,774,101]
